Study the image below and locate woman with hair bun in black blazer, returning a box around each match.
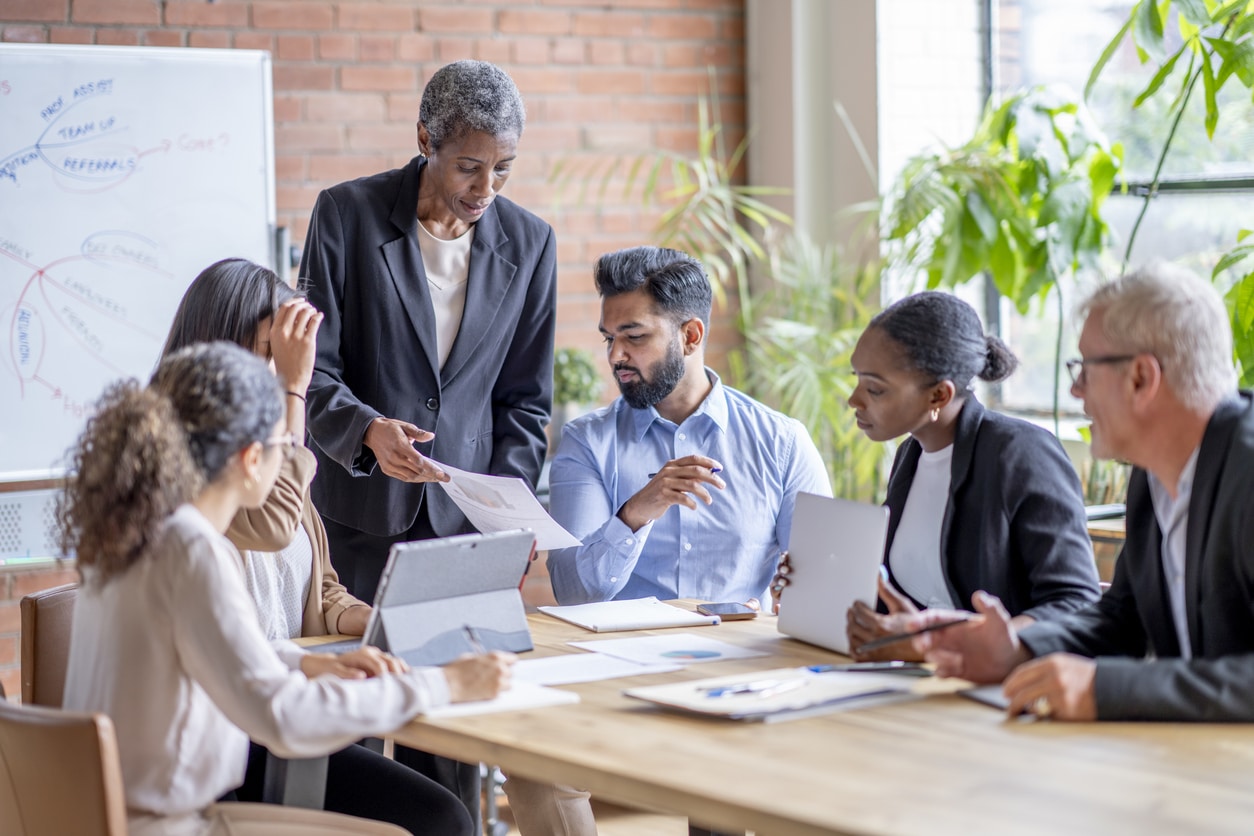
[773,292,1101,661]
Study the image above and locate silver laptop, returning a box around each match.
[777,492,889,655]
[324,529,536,666]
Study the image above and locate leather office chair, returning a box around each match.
[0,700,128,836]
[20,582,78,707]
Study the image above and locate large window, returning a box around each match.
[994,0,1254,415]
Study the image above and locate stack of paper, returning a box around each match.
[539,597,721,632]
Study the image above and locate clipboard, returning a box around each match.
[623,667,914,722]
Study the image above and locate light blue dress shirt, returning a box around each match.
[1147,446,1200,660]
[547,370,832,604]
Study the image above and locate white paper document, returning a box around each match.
[514,652,682,685]
[424,681,579,718]
[539,597,721,632]
[431,461,581,550]
[569,633,769,666]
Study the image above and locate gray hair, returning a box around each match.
[1078,262,1236,412]
[419,60,525,150]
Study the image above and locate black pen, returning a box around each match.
[463,624,486,655]
[853,616,974,655]
[806,661,933,677]
[647,466,723,478]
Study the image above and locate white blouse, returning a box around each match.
[888,444,957,608]
[241,522,313,641]
[63,504,450,834]
[418,219,473,371]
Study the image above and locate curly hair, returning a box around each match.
[57,381,201,588]
[419,60,526,150]
[58,342,283,587]
[151,342,284,483]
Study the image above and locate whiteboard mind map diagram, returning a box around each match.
[0,60,268,477]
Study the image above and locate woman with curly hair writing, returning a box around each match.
[61,342,512,836]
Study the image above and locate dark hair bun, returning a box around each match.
[979,334,1019,383]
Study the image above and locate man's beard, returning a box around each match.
[616,340,685,410]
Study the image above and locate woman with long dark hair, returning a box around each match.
[159,260,471,833]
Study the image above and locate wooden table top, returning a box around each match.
[1087,516,1127,544]
[381,604,1254,835]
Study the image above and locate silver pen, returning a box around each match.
[700,679,806,699]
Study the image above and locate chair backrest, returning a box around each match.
[0,700,128,836]
[20,582,78,707]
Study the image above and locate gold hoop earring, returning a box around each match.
[930,408,940,422]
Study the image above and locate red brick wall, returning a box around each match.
[0,0,747,366]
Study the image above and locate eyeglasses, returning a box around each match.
[1065,354,1139,387]
[264,433,302,459]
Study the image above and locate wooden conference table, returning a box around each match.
[302,604,1254,836]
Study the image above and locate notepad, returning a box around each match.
[424,681,580,718]
[538,597,721,632]
[569,634,768,666]
[514,653,682,685]
[623,667,913,722]
[959,685,1010,711]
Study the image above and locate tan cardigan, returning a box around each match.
[226,446,367,636]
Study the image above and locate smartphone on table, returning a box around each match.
[697,601,759,620]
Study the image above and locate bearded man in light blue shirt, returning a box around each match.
[547,246,831,606]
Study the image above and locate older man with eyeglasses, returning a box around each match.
[909,261,1254,722]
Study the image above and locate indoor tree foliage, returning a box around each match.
[553,347,603,407]
[746,233,886,501]
[549,96,885,501]
[1087,0,1254,384]
[550,96,790,331]
[881,87,1123,432]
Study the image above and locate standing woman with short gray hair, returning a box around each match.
[300,60,556,831]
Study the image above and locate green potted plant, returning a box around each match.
[551,347,604,443]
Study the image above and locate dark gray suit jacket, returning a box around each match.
[883,397,1100,621]
[1021,393,1254,721]
[301,155,555,537]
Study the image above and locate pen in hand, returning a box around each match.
[463,624,487,655]
[648,466,723,479]
[852,615,974,655]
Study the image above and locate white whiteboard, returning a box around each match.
[0,45,275,480]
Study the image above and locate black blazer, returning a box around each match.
[1022,394,1254,721]
[301,156,555,537]
[883,397,1100,621]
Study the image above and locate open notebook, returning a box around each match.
[539,597,721,632]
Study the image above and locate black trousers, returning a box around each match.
[323,508,484,836]
[231,741,472,836]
